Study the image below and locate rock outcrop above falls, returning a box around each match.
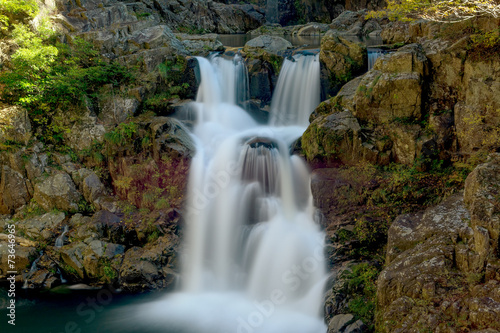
[303,18,500,167]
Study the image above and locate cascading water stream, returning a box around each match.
[368,48,384,70]
[55,225,69,248]
[120,53,326,333]
[269,54,321,127]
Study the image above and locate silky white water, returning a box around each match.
[120,53,326,333]
[270,54,321,127]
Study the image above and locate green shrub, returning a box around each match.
[0,0,38,30]
[0,19,134,145]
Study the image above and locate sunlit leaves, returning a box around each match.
[0,0,38,29]
[368,0,500,23]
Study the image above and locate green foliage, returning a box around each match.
[103,263,117,280]
[147,229,160,243]
[338,263,380,329]
[62,264,78,277]
[293,0,306,24]
[15,199,46,220]
[104,122,138,147]
[367,0,500,23]
[133,11,151,20]
[177,25,208,34]
[144,58,191,113]
[77,199,95,215]
[0,19,134,145]
[0,0,38,30]
[467,28,500,61]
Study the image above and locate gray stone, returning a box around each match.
[175,33,224,55]
[72,168,105,204]
[16,211,65,240]
[328,313,354,332]
[151,117,195,159]
[345,320,366,333]
[33,173,81,212]
[98,94,140,126]
[244,35,292,54]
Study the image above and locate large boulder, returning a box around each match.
[64,107,106,151]
[353,44,427,124]
[0,104,32,145]
[246,57,277,105]
[98,93,140,126]
[244,35,293,54]
[150,117,195,159]
[33,173,81,212]
[302,110,361,162]
[119,235,179,291]
[72,168,106,204]
[59,241,88,279]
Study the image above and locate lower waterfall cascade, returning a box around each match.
[117,52,327,333]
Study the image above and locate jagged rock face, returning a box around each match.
[328,10,382,38]
[464,154,500,263]
[0,165,31,214]
[150,117,195,159]
[266,0,342,26]
[377,155,500,332]
[454,59,500,153]
[55,0,264,40]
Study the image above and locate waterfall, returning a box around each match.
[57,268,67,284]
[22,251,43,289]
[269,54,321,127]
[124,53,326,333]
[368,48,384,70]
[55,225,69,248]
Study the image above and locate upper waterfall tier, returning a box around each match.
[270,54,321,127]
